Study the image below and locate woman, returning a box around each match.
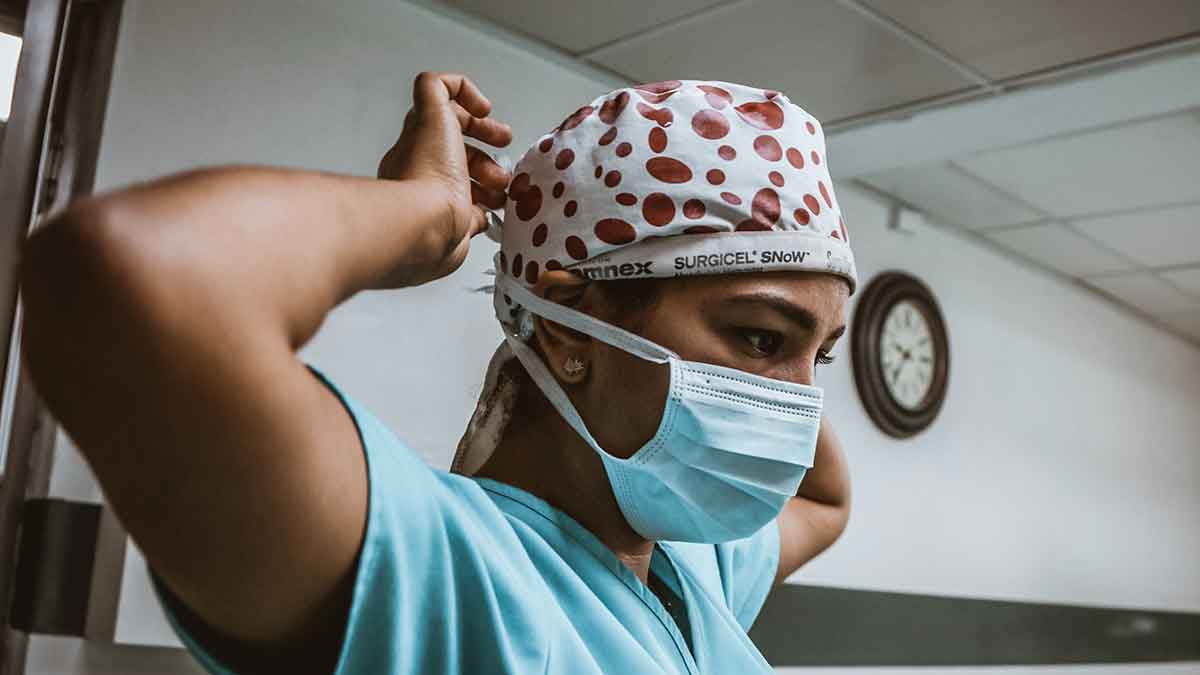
[21,73,854,674]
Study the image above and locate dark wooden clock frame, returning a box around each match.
[850,271,950,439]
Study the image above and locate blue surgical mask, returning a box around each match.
[498,277,823,543]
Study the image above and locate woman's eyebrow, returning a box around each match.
[717,292,819,331]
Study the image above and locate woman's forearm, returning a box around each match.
[20,165,456,466]
[796,418,850,508]
[36,165,455,346]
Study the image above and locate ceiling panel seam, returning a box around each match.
[575,0,754,61]
[831,0,999,92]
[942,162,1168,275]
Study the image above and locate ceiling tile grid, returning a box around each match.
[1083,273,1200,317]
[861,0,1200,81]
[578,0,977,123]
[1072,201,1200,269]
[954,112,1200,219]
[983,223,1138,278]
[860,162,1044,229]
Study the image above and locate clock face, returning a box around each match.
[879,300,935,410]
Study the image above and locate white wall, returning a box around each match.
[29,0,1200,673]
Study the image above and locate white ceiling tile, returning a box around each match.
[956,112,1200,218]
[587,0,975,123]
[861,163,1044,229]
[1084,273,1200,315]
[1161,266,1200,296]
[442,0,718,54]
[1157,310,1200,341]
[1072,202,1200,269]
[983,223,1135,277]
[863,0,1200,81]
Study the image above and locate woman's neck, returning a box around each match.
[474,403,656,583]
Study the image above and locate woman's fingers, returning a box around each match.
[413,72,512,147]
[451,102,512,147]
[413,71,487,116]
[465,145,509,191]
[471,181,507,211]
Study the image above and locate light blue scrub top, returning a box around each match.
[152,369,780,674]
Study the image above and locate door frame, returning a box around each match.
[0,1,122,672]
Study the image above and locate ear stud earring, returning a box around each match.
[564,357,587,376]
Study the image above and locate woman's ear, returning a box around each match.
[531,270,592,385]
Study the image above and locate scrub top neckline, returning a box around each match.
[472,476,701,675]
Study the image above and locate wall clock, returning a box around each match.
[850,271,949,438]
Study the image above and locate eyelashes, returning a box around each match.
[738,327,836,366]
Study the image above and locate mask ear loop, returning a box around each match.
[494,274,677,462]
[498,275,677,365]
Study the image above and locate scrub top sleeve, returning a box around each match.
[715,518,780,631]
[149,365,499,674]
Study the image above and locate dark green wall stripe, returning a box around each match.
[749,584,1200,666]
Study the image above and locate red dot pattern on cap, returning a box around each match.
[810,150,821,165]
[559,105,594,131]
[616,193,637,206]
[598,91,630,124]
[734,101,784,130]
[637,103,674,127]
[769,171,785,187]
[539,137,553,153]
[786,148,804,169]
[595,218,637,244]
[840,216,849,242]
[594,166,603,179]
[524,260,539,284]
[499,251,508,271]
[649,127,668,153]
[545,259,564,271]
[685,225,720,234]
[697,85,732,109]
[604,170,622,187]
[819,181,833,208]
[718,145,737,160]
[683,199,705,219]
[616,142,632,157]
[736,219,771,232]
[691,110,729,140]
[706,169,725,185]
[598,127,618,146]
[564,200,578,217]
[555,149,575,170]
[532,223,548,246]
[803,194,821,215]
[643,193,675,226]
[646,157,693,183]
[721,192,742,205]
[565,236,588,260]
[805,121,817,135]
[636,80,683,94]
[752,188,781,225]
[512,253,524,276]
[552,181,565,198]
[753,135,782,161]
[510,173,542,221]
[794,208,811,226]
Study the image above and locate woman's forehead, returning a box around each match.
[672,270,850,301]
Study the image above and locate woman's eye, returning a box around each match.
[739,328,782,356]
[816,350,836,366]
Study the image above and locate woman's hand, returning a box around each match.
[376,71,513,288]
